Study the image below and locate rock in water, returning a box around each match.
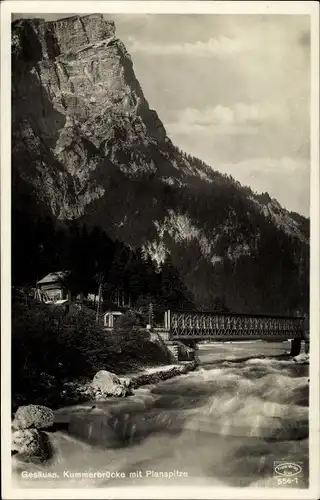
[293,353,309,364]
[12,405,54,430]
[119,377,131,388]
[92,370,128,397]
[12,428,51,462]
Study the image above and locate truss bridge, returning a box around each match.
[163,310,304,342]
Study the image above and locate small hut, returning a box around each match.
[104,311,123,329]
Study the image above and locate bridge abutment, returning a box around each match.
[181,339,198,349]
[163,340,198,362]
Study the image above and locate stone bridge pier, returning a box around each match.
[290,338,302,357]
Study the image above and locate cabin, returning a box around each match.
[104,311,124,328]
[36,271,73,303]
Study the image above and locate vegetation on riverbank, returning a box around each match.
[12,301,174,412]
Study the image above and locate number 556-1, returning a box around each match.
[277,478,299,486]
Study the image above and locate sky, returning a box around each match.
[13,13,311,216]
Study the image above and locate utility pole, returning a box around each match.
[148,302,154,329]
[96,282,102,323]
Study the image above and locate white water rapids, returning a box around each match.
[13,341,309,489]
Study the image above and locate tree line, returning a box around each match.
[12,207,196,311]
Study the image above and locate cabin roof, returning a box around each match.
[104,311,123,317]
[37,271,71,285]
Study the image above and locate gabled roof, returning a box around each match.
[37,271,71,285]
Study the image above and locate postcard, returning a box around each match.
[1,1,319,499]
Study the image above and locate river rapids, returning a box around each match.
[13,341,309,490]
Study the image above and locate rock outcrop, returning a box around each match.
[12,15,309,315]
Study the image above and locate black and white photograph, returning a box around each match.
[1,1,319,498]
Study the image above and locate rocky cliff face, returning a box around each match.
[12,15,309,314]
[12,15,169,218]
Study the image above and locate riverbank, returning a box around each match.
[121,362,198,388]
[53,361,198,422]
[57,361,198,405]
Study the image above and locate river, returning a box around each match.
[13,341,309,490]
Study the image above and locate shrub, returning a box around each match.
[12,302,109,377]
[112,311,150,357]
[112,312,173,365]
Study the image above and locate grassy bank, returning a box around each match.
[12,302,174,411]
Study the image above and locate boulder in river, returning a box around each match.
[293,353,309,364]
[12,428,52,463]
[12,404,54,430]
[92,370,129,397]
[119,377,131,388]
